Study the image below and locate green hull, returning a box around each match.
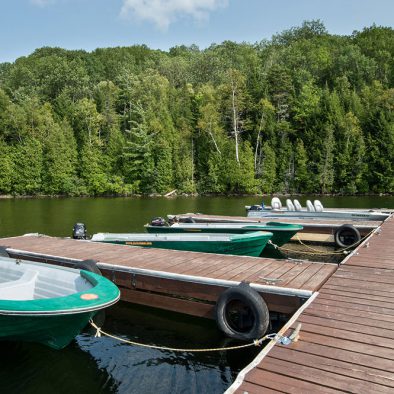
[0,311,96,349]
[145,222,302,246]
[0,270,120,349]
[101,232,272,257]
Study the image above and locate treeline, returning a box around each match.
[0,21,393,196]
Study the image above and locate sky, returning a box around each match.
[1,0,393,63]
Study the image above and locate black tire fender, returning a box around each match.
[75,259,102,275]
[0,246,9,258]
[334,224,361,248]
[91,310,106,328]
[215,282,269,341]
[75,260,105,330]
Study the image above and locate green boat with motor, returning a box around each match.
[0,255,120,349]
[145,219,303,247]
[91,231,273,257]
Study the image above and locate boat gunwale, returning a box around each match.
[0,270,120,315]
[145,222,303,232]
[92,231,274,243]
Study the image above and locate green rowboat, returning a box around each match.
[145,221,302,247]
[91,231,273,257]
[0,256,120,349]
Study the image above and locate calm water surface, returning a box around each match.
[0,195,393,238]
[0,195,393,394]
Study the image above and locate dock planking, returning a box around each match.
[0,235,336,318]
[229,215,394,394]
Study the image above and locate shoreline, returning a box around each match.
[0,192,392,199]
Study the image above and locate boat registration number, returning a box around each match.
[126,241,153,246]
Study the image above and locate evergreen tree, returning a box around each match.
[0,21,393,196]
[42,121,77,194]
[12,138,43,194]
[0,139,13,193]
[259,143,277,193]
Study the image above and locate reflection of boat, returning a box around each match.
[145,221,302,247]
[91,231,273,257]
[0,256,120,349]
[246,198,389,221]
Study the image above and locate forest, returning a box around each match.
[0,21,393,196]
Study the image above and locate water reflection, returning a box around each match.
[0,302,260,394]
[0,340,114,394]
[76,302,260,394]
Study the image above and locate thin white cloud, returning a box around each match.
[30,0,56,6]
[120,0,228,30]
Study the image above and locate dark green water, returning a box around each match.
[0,302,260,394]
[0,195,393,238]
[0,195,393,394]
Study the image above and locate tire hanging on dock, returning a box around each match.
[334,224,361,248]
[215,282,269,341]
[75,259,106,328]
[0,247,9,257]
[75,259,102,275]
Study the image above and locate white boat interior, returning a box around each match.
[151,223,276,230]
[272,197,324,212]
[0,256,93,301]
[245,198,390,221]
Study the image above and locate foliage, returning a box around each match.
[0,22,393,195]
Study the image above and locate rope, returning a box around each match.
[89,320,293,352]
[268,228,376,256]
[268,240,347,256]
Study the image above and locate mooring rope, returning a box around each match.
[89,320,299,352]
[269,240,348,256]
[268,227,376,256]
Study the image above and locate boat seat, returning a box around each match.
[314,200,324,212]
[306,200,315,212]
[293,199,302,211]
[286,199,295,211]
[271,197,282,210]
[0,269,38,300]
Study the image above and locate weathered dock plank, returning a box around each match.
[229,215,394,394]
[0,235,336,318]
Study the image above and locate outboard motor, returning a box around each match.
[150,217,167,227]
[249,205,263,211]
[72,222,88,239]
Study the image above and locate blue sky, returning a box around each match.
[1,0,393,63]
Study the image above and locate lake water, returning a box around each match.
[0,195,393,394]
[0,195,393,238]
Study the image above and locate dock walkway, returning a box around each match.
[0,236,335,318]
[229,215,394,393]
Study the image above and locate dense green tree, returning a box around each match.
[0,21,393,196]
[12,137,43,194]
[42,121,77,195]
[259,142,277,193]
[0,139,13,193]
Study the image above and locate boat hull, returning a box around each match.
[0,258,120,349]
[246,209,388,221]
[97,232,272,257]
[0,311,97,349]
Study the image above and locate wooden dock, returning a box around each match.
[228,215,394,393]
[0,235,336,318]
[3,216,393,393]
[172,213,381,236]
